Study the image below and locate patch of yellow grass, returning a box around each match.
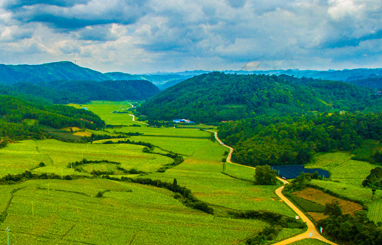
[73,131,92,137]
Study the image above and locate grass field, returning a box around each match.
[0,179,267,245]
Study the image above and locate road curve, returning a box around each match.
[211,131,337,245]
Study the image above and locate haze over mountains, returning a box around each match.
[2,61,382,90]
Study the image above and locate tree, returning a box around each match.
[324,200,342,217]
[362,167,382,200]
[255,165,277,185]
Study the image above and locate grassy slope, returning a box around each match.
[306,152,382,223]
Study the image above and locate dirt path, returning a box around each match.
[211,131,337,245]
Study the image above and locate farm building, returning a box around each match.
[173,119,195,124]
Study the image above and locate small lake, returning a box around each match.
[271,165,330,179]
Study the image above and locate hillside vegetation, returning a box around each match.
[0,95,104,141]
[218,112,382,167]
[138,72,381,123]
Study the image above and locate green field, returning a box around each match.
[0,179,268,244]
[69,101,137,126]
[0,139,173,177]
[307,152,382,223]
[0,101,308,244]
[308,152,375,186]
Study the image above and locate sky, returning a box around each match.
[0,0,381,74]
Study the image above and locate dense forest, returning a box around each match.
[0,95,105,141]
[0,79,160,104]
[218,112,382,166]
[138,72,382,123]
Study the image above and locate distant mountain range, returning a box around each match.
[2,61,382,90]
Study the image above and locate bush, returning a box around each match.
[39,162,45,167]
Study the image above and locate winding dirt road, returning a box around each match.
[211,131,337,245]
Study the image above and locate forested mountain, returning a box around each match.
[0,80,160,104]
[0,61,108,84]
[138,72,381,123]
[218,112,382,167]
[0,95,105,141]
[39,80,160,102]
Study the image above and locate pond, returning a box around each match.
[271,165,330,179]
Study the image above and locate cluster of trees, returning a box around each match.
[219,112,382,166]
[138,72,381,123]
[0,95,104,130]
[362,167,382,200]
[318,205,382,244]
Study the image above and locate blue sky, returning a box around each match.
[0,0,381,73]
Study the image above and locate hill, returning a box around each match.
[138,72,380,123]
[0,95,104,142]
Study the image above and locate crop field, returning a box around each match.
[0,101,311,244]
[115,126,211,138]
[144,140,296,217]
[0,139,173,177]
[308,152,375,186]
[223,162,256,182]
[293,188,363,215]
[0,179,268,245]
[69,101,136,126]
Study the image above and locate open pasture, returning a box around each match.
[0,179,267,245]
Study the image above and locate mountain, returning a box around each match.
[138,72,381,123]
[0,61,108,84]
[38,80,160,102]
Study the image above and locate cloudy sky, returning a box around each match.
[0,0,381,73]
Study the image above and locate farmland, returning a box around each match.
[0,179,268,244]
[0,101,305,244]
[306,152,382,223]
